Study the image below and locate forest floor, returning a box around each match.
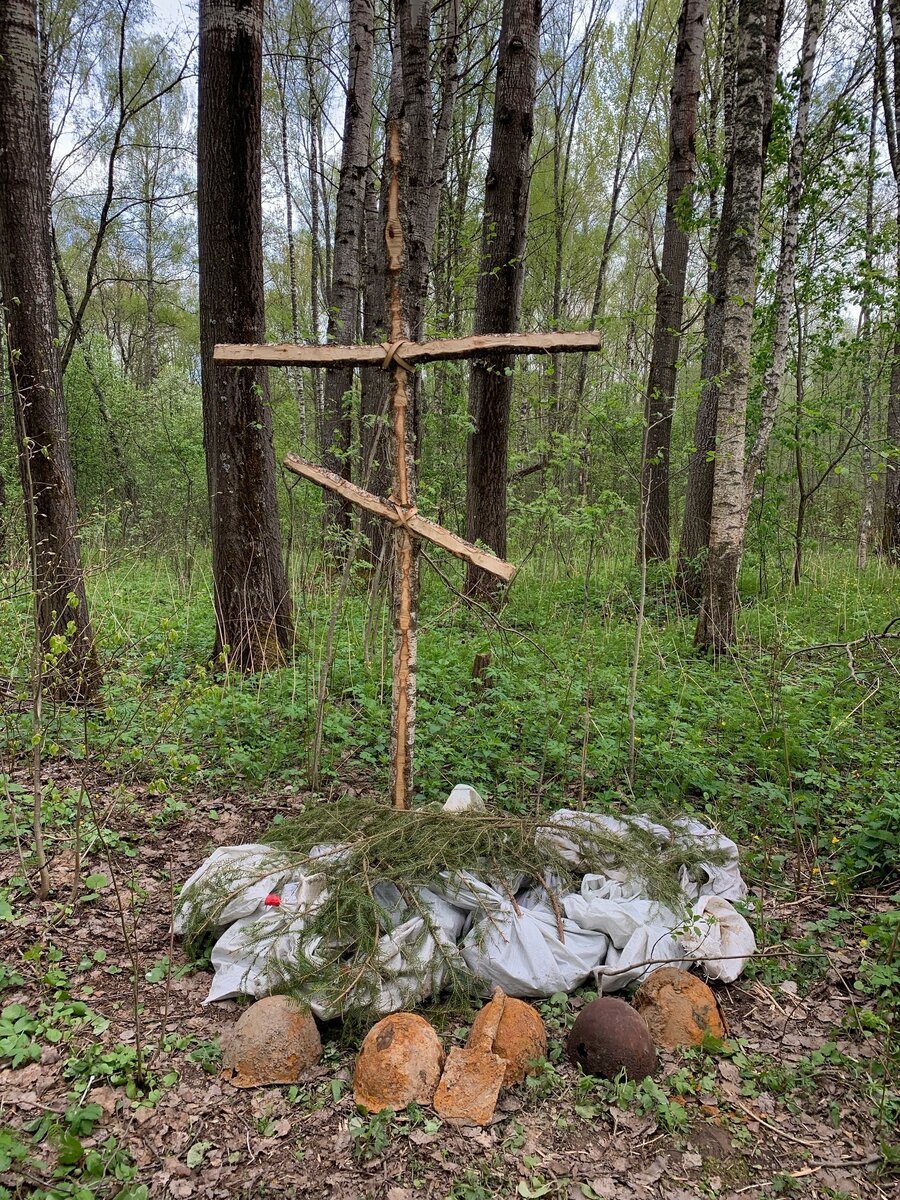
[1,553,898,1198]
[0,774,897,1200]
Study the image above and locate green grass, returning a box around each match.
[1,548,898,886]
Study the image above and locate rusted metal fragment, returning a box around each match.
[468,992,547,1086]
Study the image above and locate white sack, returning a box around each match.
[430,873,610,998]
[206,876,469,1016]
[174,843,293,935]
[443,785,486,813]
[672,818,747,901]
[681,895,755,983]
[536,810,672,873]
[206,873,329,1003]
[562,874,690,992]
[539,810,747,903]
[179,793,755,1011]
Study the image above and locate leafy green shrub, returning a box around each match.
[843,793,900,883]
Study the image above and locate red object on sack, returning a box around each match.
[264,894,281,907]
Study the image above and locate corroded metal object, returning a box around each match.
[633,967,725,1049]
[353,1012,444,1112]
[566,996,657,1080]
[221,995,321,1088]
[468,992,547,1086]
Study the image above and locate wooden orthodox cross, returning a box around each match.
[215,122,601,810]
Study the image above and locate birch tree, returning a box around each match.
[743,0,824,507]
[321,0,374,538]
[695,0,780,651]
[678,0,783,599]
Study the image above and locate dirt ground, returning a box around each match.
[1,778,896,1200]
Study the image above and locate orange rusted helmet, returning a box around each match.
[633,967,725,1049]
[353,1012,444,1112]
[221,995,322,1088]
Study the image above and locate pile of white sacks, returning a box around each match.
[175,787,756,1020]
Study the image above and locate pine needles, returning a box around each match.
[263,797,706,904]
[178,796,729,1023]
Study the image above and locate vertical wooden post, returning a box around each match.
[384,120,417,809]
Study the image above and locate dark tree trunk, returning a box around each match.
[0,0,101,702]
[425,0,460,280]
[792,340,808,588]
[359,59,401,562]
[269,55,306,438]
[640,0,708,562]
[0,307,7,546]
[677,295,723,597]
[397,0,435,355]
[144,188,160,386]
[198,0,293,671]
[358,6,458,560]
[887,335,900,561]
[322,0,374,539]
[465,0,541,599]
[305,52,325,442]
[857,89,877,569]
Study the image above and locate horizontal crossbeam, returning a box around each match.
[283,453,517,583]
[216,329,601,368]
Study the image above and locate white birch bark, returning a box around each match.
[857,87,879,570]
[743,0,824,507]
[696,0,778,652]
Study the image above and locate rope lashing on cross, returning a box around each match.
[387,498,419,528]
[380,340,415,373]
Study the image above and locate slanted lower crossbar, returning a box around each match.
[283,454,516,583]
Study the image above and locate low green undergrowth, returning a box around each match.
[1,550,898,891]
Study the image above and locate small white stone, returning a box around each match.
[443,784,486,813]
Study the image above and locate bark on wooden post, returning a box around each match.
[384,120,417,810]
[220,328,600,809]
[224,329,599,805]
[218,285,598,815]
